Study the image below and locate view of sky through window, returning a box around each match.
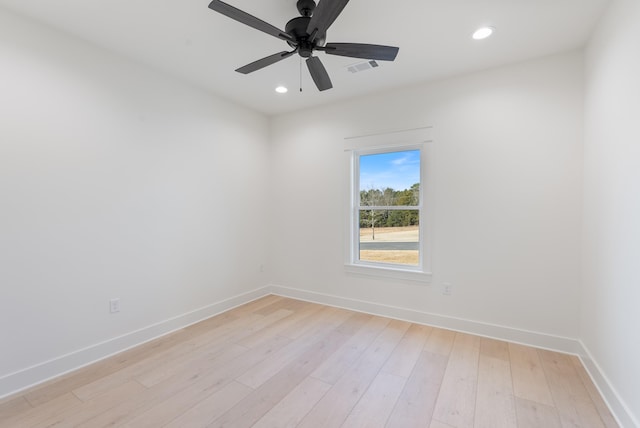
[359,149,420,192]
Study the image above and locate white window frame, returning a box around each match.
[344,127,434,283]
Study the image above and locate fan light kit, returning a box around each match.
[207,0,400,92]
[275,86,289,93]
[472,27,495,40]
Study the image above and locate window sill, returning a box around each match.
[344,263,432,284]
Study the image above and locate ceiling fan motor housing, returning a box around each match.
[285,16,326,56]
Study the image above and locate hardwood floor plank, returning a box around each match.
[480,337,510,361]
[570,356,619,428]
[433,332,481,428]
[220,295,282,316]
[132,310,291,389]
[177,305,240,336]
[474,354,517,428]
[161,381,253,428]
[298,319,410,428]
[515,397,562,428]
[235,302,323,348]
[189,308,292,350]
[253,296,304,315]
[123,336,291,427]
[76,344,250,427]
[509,342,555,406]
[182,311,268,348]
[1,297,615,428]
[209,327,353,428]
[342,371,407,428]
[573,397,610,428]
[423,327,456,356]
[182,312,265,348]
[251,376,332,428]
[71,312,265,402]
[430,419,456,428]
[279,305,353,340]
[310,314,388,384]
[539,350,593,401]
[539,349,606,428]
[386,350,448,428]
[134,339,247,388]
[40,380,144,427]
[0,393,81,428]
[381,323,431,378]
[69,339,197,402]
[76,377,183,427]
[22,329,188,407]
[0,396,32,421]
[235,308,355,389]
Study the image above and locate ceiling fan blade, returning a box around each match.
[306,56,333,91]
[236,51,296,74]
[307,0,350,40]
[208,0,294,43]
[323,43,399,61]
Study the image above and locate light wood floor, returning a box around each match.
[0,296,618,428]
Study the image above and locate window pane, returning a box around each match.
[359,150,420,206]
[359,209,419,266]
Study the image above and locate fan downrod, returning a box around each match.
[296,0,316,17]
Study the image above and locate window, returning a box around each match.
[358,149,421,266]
[344,127,433,283]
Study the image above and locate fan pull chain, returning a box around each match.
[299,57,303,92]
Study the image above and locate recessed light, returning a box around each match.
[275,86,288,94]
[472,27,494,40]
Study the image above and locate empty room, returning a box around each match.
[0,0,638,427]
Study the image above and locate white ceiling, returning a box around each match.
[0,0,609,115]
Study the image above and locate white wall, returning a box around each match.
[5,5,637,424]
[269,52,585,342]
[583,0,640,426]
[0,9,269,395]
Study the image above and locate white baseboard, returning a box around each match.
[578,342,639,428]
[4,284,634,428]
[269,283,638,427]
[268,283,581,354]
[0,286,270,400]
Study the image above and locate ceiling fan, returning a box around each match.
[207,0,400,91]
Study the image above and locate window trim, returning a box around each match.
[344,127,434,284]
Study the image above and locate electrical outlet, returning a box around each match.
[109,298,121,313]
[442,283,452,296]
